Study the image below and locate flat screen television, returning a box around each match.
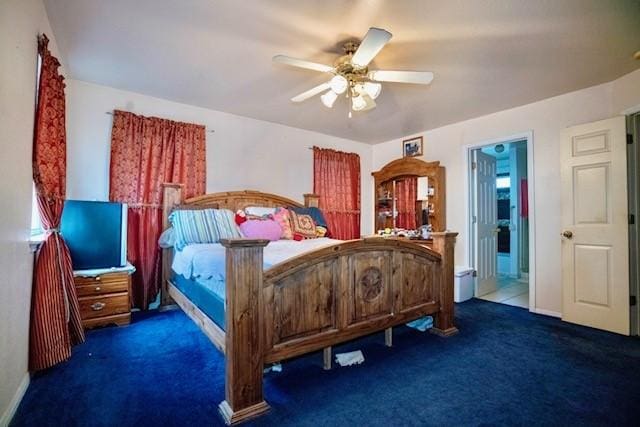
[60,200,127,271]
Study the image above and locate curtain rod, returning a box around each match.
[105,111,214,133]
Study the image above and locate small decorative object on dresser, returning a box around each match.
[74,263,135,329]
[402,136,423,157]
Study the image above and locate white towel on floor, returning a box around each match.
[335,350,365,367]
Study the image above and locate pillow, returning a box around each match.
[290,206,329,230]
[239,219,282,241]
[272,207,293,239]
[315,225,328,238]
[289,211,317,239]
[158,227,176,248]
[244,206,277,217]
[169,208,242,250]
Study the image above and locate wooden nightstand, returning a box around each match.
[74,264,135,329]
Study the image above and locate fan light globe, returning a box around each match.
[320,90,338,108]
[363,82,382,99]
[352,95,367,111]
[329,75,348,94]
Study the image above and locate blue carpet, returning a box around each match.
[11,299,640,426]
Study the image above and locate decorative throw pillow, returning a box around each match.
[290,206,329,234]
[272,207,293,239]
[315,226,328,238]
[289,211,317,239]
[169,208,242,250]
[239,219,282,241]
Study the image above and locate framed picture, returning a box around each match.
[402,136,423,157]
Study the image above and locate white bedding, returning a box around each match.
[172,238,342,282]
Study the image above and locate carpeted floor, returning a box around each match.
[11,299,640,426]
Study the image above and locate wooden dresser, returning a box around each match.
[74,269,132,329]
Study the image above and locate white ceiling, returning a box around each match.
[44,0,640,144]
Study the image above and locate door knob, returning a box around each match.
[561,230,573,239]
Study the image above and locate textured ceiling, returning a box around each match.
[44,0,640,144]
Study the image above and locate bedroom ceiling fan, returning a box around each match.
[273,27,434,117]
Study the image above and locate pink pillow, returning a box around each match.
[239,219,282,241]
[272,207,293,239]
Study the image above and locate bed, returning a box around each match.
[161,184,458,425]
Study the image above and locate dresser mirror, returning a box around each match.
[372,157,446,235]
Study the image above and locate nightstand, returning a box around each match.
[74,263,135,329]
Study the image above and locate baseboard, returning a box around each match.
[0,372,30,427]
[532,307,561,318]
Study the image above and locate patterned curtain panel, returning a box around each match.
[109,110,206,309]
[395,177,417,230]
[30,34,85,371]
[313,147,361,239]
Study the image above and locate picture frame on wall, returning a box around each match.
[402,136,423,157]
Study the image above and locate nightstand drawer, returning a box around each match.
[75,272,129,286]
[76,281,129,297]
[79,293,130,320]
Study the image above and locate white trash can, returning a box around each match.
[454,266,475,303]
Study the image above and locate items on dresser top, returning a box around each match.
[74,263,135,329]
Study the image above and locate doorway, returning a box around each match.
[467,134,534,311]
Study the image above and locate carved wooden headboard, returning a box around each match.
[159,183,320,305]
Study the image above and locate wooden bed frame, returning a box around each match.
[161,184,458,425]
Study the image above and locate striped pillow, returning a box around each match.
[169,208,242,250]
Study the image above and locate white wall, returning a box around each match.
[0,0,65,424]
[65,80,374,235]
[373,69,640,315]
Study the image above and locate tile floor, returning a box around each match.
[477,275,529,309]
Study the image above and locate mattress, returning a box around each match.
[171,238,342,330]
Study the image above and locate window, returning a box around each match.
[31,53,43,236]
[31,184,43,236]
[496,175,510,189]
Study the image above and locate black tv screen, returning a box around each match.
[60,200,127,270]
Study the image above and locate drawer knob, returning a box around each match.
[95,286,101,292]
[94,276,101,281]
[91,302,106,311]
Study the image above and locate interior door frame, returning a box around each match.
[463,131,537,313]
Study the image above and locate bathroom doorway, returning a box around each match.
[467,134,534,310]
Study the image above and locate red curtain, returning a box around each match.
[520,178,529,218]
[109,111,206,309]
[30,35,85,371]
[313,147,361,239]
[396,177,417,229]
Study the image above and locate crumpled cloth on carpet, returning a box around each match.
[406,316,434,332]
[335,350,365,366]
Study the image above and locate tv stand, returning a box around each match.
[74,263,135,329]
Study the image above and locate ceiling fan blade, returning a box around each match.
[273,55,334,73]
[291,82,331,103]
[351,27,392,68]
[368,70,434,85]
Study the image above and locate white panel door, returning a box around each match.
[474,150,498,296]
[561,116,629,335]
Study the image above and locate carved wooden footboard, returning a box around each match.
[220,234,457,424]
[161,185,457,425]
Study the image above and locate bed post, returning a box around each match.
[430,232,459,336]
[161,183,184,307]
[219,238,270,425]
[303,193,320,208]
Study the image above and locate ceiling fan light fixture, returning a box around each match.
[363,82,382,99]
[352,94,366,111]
[352,93,376,112]
[329,75,348,94]
[320,90,338,108]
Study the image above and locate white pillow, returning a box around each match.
[244,206,277,217]
[158,227,176,248]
